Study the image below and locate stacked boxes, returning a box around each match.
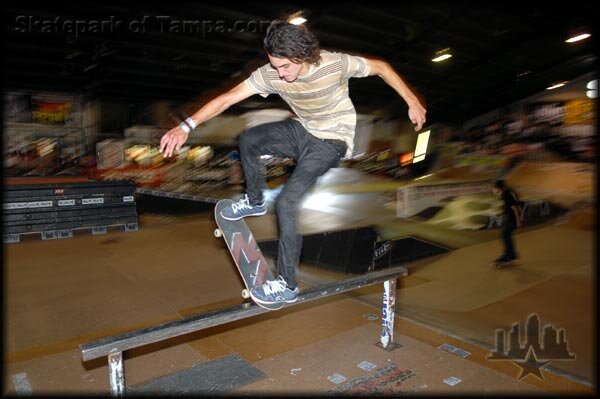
[3,179,138,243]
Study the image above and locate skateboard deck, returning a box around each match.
[214,199,283,310]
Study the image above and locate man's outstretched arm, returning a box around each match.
[159,82,255,158]
[366,58,426,131]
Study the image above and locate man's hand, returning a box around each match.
[408,101,427,131]
[159,126,189,158]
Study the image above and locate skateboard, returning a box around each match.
[214,199,284,310]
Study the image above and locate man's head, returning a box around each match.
[492,179,505,196]
[263,20,321,83]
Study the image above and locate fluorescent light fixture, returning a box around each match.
[587,79,598,98]
[546,82,567,90]
[565,33,591,43]
[288,11,307,25]
[66,51,82,59]
[83,63,98,72]
[414,174,433,181]
[412,130,430,163]
[432,54,452,62]
[289,17,307,25]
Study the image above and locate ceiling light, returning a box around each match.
[565,33,591,43]
[414,174,433,180]
[65,51,82,60]
[289,17,307,25]
[83,63,98,72]
[546,81,568,90]
[288,11,307,25]
[587,79,598,98]
[432,54,452,62]
[432,48,452,62]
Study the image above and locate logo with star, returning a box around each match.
[486,314,575,381]
[512,347,550,380]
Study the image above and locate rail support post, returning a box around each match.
[377,278,402,351]
[108,351,125,397]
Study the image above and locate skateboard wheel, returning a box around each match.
[214,228,223,238]
[242,289,250,299]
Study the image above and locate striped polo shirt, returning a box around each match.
[243,50,371,158]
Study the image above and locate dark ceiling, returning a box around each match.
[3,2,597,125]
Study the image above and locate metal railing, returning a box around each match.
[80,264,408,396]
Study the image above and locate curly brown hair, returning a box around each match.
[263,20,321,66]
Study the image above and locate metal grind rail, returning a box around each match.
[80,265,408,396]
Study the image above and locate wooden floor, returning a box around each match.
[4,166,596,396]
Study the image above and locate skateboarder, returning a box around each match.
[160,19,426,307]
[492,179,522,265]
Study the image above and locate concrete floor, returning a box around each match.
[3,164,597,396]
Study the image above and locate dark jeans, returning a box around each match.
[501,213,518,259]
[239,120,347,289]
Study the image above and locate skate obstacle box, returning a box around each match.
[259,226,450,273]
[259,226,378,273]
[3,177,138,243]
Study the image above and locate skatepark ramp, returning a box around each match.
[396,180,493,218]
[80,265,408,396]
[259,227,451,273]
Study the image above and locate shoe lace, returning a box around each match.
[262,276,288,296]
[231,194,252,214]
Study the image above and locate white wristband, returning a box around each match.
[184,117,197,130]
[178,122,191,134]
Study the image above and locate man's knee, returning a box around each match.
[275,194,300,216]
